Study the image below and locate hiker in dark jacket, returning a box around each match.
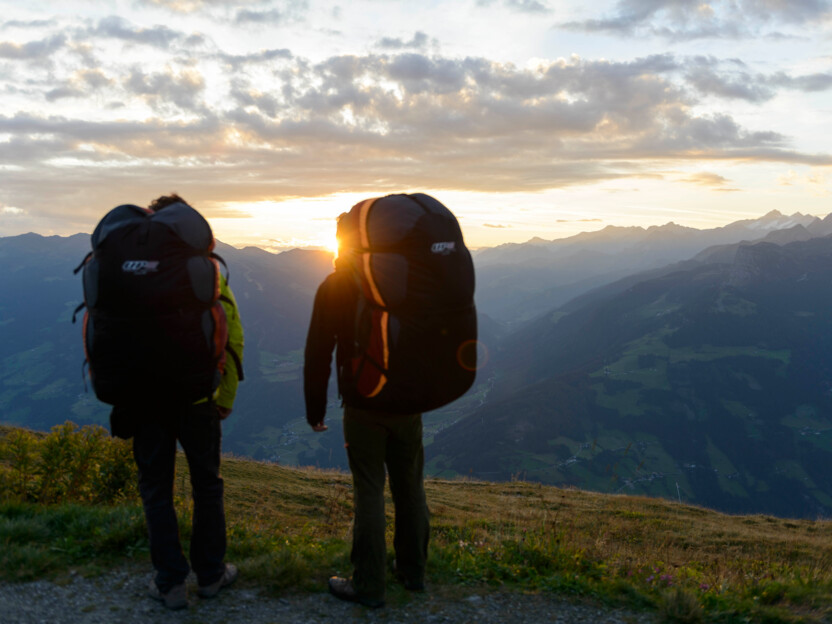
[118,194,244,610]
[304,214,430,609]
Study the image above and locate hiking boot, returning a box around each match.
[147,579,188,610]
[391,558,425,592]
[198,563,239,598]
[327,576,385,609]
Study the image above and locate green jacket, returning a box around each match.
[215,277,244,409]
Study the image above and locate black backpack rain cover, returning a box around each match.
[78,203,228,406]
[338,193,478,413]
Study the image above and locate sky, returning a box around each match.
[0,0,831,251]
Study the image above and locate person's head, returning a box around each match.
[335,212,351,248]
[334,212,355,270]
[148,194,187,213]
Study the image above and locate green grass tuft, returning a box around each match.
[2,422,832,623]
[0,502,147,581]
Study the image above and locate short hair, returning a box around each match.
[148,194,187,213]
[336,212,356,248]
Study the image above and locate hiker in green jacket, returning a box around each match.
[117,194,244,610]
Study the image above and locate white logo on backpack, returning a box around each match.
[431,241,456,255]
[122,260,159,275]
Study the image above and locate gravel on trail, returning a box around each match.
[0,565,658,624]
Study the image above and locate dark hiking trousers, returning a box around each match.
[343,406,430,602]
[132,402,226,593]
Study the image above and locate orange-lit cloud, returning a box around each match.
[1,1,831,242]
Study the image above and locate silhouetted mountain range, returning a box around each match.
[430,234,832,518]
[3,209,832,518]
[474,211,832,324]
[0,233,333,451]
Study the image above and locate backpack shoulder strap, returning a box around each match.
[71,302,86,324]
[211,252,230,282]
[73,251,93,275]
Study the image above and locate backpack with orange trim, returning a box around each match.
[337,193,477,413]
[74,202,240,406]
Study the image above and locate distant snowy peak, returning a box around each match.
[743,210,816,231]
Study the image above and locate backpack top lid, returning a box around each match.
[91,202,214,252]
[343,193,464,251]
[339,193,474,310]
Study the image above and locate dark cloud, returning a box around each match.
[685,64,775,102]
[123,68,206,112]
[1,50,830,228]
[684,57,832,101]
[477,0,551,13]
[505,0,551,13]
[45,86,85,102]
[376,31,430,51]
[90,16,186,48]
[0,34,66,60]
[234,9,286,24]
[232,1,308,26]
[760,0,832,24]
[42,69,114,103]
[230,80,284,118]
[384,53,468,94]
[78,69,113,90]
[770,71,832,92]
[2,19,59,29]
[216,48,293,70]
[562,0,832,40]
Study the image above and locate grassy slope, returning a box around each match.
[3,423,832,622]
[217,454,832,621]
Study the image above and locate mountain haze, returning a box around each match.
[0,234,334,457]
[431,235,832,518]
[4,210,832,518]
[474,211,828,324]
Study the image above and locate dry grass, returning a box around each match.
[185,454,832,621]
[213,455,832,587]
[3,423,832,622]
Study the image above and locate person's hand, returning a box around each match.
[217,406,233,420]
[311,422,328,432]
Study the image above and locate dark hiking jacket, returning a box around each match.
[303,266,358,426]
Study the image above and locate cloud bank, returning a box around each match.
[0,3,829,232]
[563,0,832,40]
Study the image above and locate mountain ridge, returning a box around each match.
[473,210,830,323]
[5,211,832,518]
[429,234,832,518]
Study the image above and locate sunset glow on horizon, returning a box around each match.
[1,1,830,251]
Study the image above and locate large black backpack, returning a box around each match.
[337,193,477,413]
[74,202,240,406]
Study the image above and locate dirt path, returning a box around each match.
[1,565,657,624]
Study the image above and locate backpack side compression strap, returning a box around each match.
[356,196,389,398]
[357,197,385,307]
